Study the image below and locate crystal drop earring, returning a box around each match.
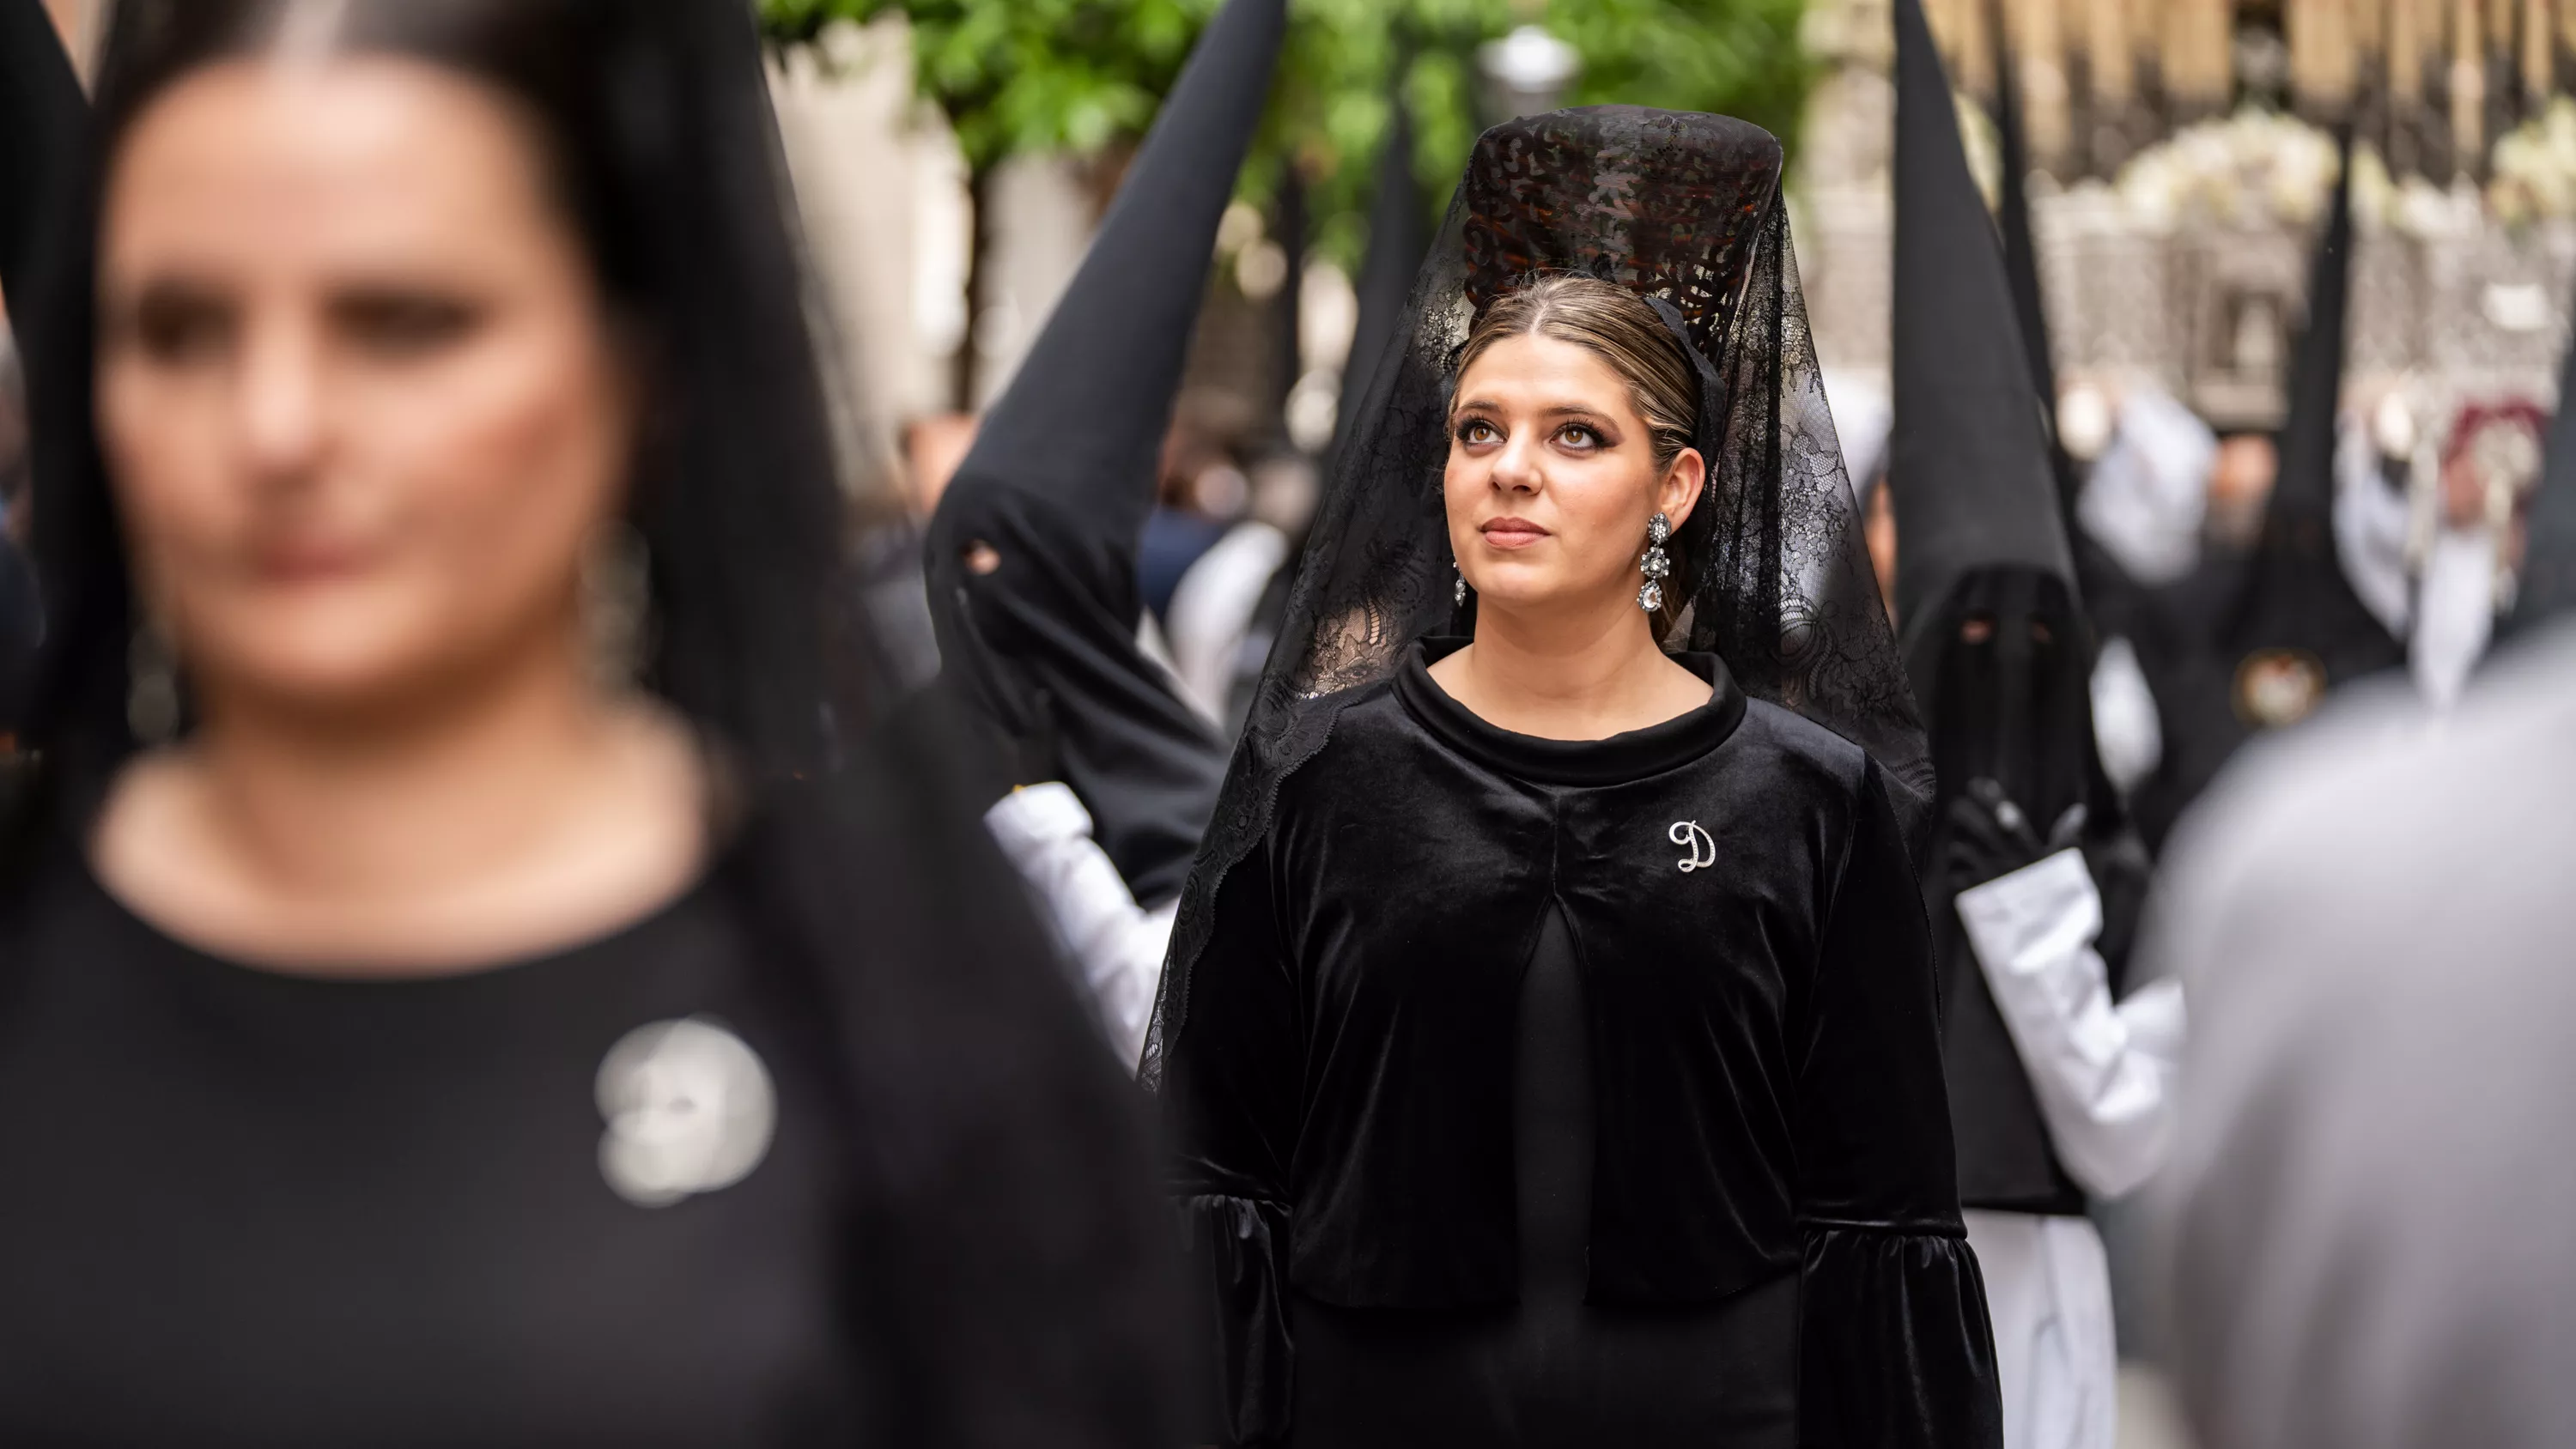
[127,616,181,746]
[1637,512,1673,613]
[1455,559,1467,608]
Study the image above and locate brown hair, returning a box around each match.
[1454,276,1703,636]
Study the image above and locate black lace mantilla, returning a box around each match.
[1139,106,1929,1088]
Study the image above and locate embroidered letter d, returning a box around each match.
[1669,820,1717,874]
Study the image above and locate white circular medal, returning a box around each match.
[596,1016,776,1209]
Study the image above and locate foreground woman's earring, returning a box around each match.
[582,523,653,693]
[1455,560,1467,608]
[1638,512,1673,613]
[127,617,181,746]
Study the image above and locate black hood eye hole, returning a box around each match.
[1957,614,1996,646]
[962,541,1003,577]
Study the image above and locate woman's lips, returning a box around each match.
[1479,519,1549,550]
[254,540,379,583]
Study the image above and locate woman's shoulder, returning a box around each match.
[1307,671,1411,741]
[1250,677,1395,816]
[1728,697,1876,797]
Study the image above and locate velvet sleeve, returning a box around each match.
[1795,760,2005,1449]
[1160,841,1300,1446]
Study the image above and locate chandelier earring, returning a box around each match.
[1455,558,1467,608]
[581,521,653,694]
[1638,512,1673,613]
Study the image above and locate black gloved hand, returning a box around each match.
[1941,778,2087,891]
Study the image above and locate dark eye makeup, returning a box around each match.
[112,280,489,367]
[1450,414,1620,451]
[122,282,238,364]
[330,288,485,357]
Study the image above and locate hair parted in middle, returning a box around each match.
[1452,274,1704,636]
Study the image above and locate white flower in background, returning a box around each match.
[2490,98,2576,223]
[2116,108,2337,229]
[597,1016,777,1209]
[2117,149,2180,227]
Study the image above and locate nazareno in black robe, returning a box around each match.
[1884,0,2156,1217]
[1163,640,1996,1445]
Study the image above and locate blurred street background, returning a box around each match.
[754,0,2576,581]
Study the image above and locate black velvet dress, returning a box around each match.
[1165,640,2002,1447]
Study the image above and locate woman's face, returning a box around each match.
[97,58,636,724]
[1445,332,1701,621]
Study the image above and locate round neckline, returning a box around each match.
[1394,638,1748,787]
[69,840,732,1003]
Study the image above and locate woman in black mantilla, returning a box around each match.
[0,3,1181,1442]
[1148,107,2002,1447]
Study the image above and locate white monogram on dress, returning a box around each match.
[1669,820,1718,873]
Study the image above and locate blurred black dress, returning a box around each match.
[0,779,1186,1449]
[0,837,875,1446]
[1165,641,1996,1446]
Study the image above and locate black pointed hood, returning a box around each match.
[943,0,1286,560]
[2215,126,2403,689]
[1989,3,2058,433]
[2126,128,2401,849]
[2504,325,2576,634]
[1336,79,1429,452]
[2263,128,2355,573]
[1990,0,2145,637]
[1890,0,2074,674]
[922,0,1285,907]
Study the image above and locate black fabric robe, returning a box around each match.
[1163,640,2002,1446]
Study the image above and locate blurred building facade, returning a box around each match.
[1799,0,2576,436]
[767,16,1291,515]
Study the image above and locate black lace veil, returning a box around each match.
[1141,106,1927,1088]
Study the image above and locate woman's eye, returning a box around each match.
[331,291,483,359]
[1556,424,1602,450]
[126,288,238,366]
[1456,418,1501,446]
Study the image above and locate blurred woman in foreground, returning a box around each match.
[0,2,1181,1442]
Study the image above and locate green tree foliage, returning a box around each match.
[762,0,1814,270]
[1273,0,1814,266]
[763,0,1223,175]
